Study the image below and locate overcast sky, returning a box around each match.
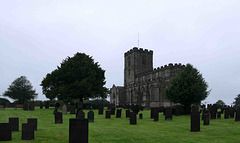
[0,0,240,105]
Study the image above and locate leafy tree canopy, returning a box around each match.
[233,94,240,108]
[215,100,225,106]
[165,64,210,108]
[2,76,37,104]
[41,52,108,103]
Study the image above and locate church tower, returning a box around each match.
[124,47,153,86]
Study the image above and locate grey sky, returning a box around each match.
[0,0,240,105]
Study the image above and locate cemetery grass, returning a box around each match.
[0,108,240,143]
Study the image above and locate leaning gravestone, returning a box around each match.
[28,118,37,131]
[9,117,19,131]
[126,109,130,118]
[0,123,11,141]
[165,107,172,120]
[69,118,88,143]
[116,109,122,118]
[55,112,63,124]
[191,106,200,132]
[139,113,143,119]
[154,111,159,121]
[87,111,94,123]
[22,123,34,140]
[130,112,137,125]
[62,104,67,115]
[105,110,111,119]
[235,108,240,122]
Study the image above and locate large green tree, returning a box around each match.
[233,94,240,108]
[3,76,38,104]
[165,64,210,112]
[41,52,108,103]
[215,100,225,106]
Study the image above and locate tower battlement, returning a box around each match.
[124,47,153,57]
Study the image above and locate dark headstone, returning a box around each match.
[203,113,210,125]
[87,111,94,123]
[9,117,19,131]
[0,123,11,141]
[69,118,88,143]
[224,108,230,119]
[154,111,159,121]
[55,112,63,124]
[110,107,116,115]
[76,110,85,119]
[27,118,37,131]
[22,123,34,140]
[151,108,157,118]
[116,109,122,118]
[165,107,172,120]
[23,103,29,111]
[105,110,111,119]
[191,106,200,132]
[139,113,143,119]
[126,109,130,118]
[29,104,35,111]
[235,108,240,122]
[40,103,43,109]
[229,108,235,118]
[217,112,221,119]
[45,102,49,109]
[70,105,76,114]
[98,106,104,115]
[130,112,137,125]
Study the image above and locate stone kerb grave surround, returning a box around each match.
[191,106,200,132]
[22,123,34,140]
[0,123,12,141]
[9,117,19,131]
[69,118,88,143]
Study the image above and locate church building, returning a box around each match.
[110,47,185,108]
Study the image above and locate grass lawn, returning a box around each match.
[0,107,240,143]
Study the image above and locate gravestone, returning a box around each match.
[87,111,94,123]
[23,103,29,111]
[22,123,34,140]
[28,118,37,131]
[98,106,104,115]
[0,123,11,141]
[69,118,88,143]
[40,103,43,109]
[45,102,49,109]
[130,112,137,125]
[154,111,159,121]
[76,110,85,119]
[110,107,116,115]
[139,113,143,119]
[217,112,221,119]
[191,106,200,132]
[105,110,111,119]
[29,104,35,111]
[55,112,63,124]
[62,104,67,115]
[9,117,19,131]
[70,105,76,114]
[224,108,229,119]
[235,108,240,122]
[229,108,235,118]
[151,108,157,118]
[165,107,172,120]
[116,109,122,118]
[126,109,130,118]
[203,112,210,125]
